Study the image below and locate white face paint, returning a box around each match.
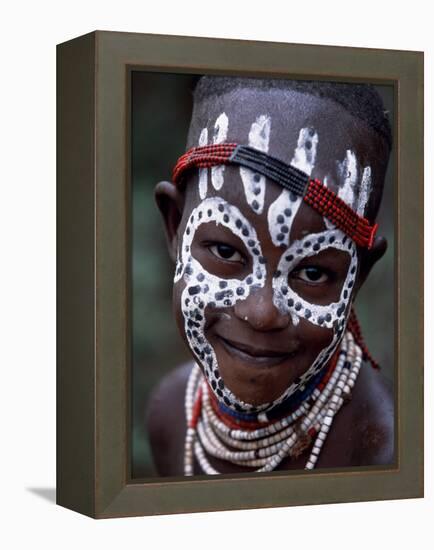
[291,127,319,176]
[268,127,319,248]
[175,197,268,412]
[211,113,229,191]
[176,194,357,412]
[337,150,358,207]
[264,127,360,404]
[336,149,373,216]
[271,228,358,397]
[176,120,372,414]
[273,230,357,329]
[198,128,208,200]
[240,115,271,214]
[357,166,372,216]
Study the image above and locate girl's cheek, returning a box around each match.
[301,320,335,351]
[173,280,188,341]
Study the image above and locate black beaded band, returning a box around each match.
[172,143,378,249]
[229,145,309,196]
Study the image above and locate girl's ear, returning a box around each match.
[154,181,185,262]
[354,235,388,294]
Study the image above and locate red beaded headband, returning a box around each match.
[172,143,378,249]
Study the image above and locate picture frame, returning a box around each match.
[57,30,423,518]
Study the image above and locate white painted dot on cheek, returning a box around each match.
[240,115,271,214]
[291,313,300,326]
[211,113,229,191]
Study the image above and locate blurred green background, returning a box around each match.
[131,72,395,479]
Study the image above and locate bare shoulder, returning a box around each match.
[316,360,394,469]
[146,361,194,476]
[349,362,395,466]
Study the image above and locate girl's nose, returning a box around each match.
[233,281,290,331]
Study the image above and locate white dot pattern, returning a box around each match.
[211,113,229,191]
[240,114,271,214]
[175,197,267,412]
[177,119,369,415]
[267,189,301,247]
[175,195,357,414]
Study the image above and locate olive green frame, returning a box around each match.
[57,30,423,518]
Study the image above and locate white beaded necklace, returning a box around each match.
[184,331,363,475]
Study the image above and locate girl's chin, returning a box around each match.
[209,344,306,407]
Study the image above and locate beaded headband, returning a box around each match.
[172,143,378,249]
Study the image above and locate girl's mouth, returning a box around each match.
[217,335,298,367]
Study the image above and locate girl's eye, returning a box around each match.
[292,266,329,284]
[209,243,244,263]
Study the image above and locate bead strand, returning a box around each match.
[184,363,203,475]
[305,334,362,469]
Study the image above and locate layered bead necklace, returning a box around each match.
[184,330,363,475]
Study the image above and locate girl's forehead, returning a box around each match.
[191,169,327,251]
[184,88,384,250]
[189,88,374,174]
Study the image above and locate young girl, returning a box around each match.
[147,76,394,476]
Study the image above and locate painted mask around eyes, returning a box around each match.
[174,114,372,414]
[174,196,267,411]
[262,184,358,410]
[268,226,358,408]
[175,197,357,415]
[273,230,357,330]
[268,182,357,332]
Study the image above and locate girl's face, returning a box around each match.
[174,178,355,412]
[166,89,388,413]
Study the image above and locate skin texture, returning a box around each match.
[147,87,394,476]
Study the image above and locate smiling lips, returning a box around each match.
[218,335,298,367]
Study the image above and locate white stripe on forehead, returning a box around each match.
[336,150,373,216]
[240,115,271,214]
[291,127,319,176]
[357,166,372,216]
[198,127,208,200]
[268,127,319,248]
[267,191,300,248]
[211,113,229,191]
[337,150,358,208]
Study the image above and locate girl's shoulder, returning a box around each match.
[344,364,395,466]
[289,361,395,470]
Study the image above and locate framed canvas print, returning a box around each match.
[57,31,423,518]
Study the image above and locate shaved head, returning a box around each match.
[186,76,391,222]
